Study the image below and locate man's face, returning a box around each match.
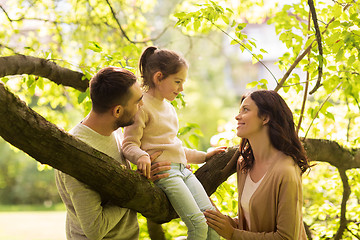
[114,82,143,129]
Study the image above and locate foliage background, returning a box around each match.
[1,0,360,239]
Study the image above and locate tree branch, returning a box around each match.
[302,138,360,170]
[0,44,19,54]
[105,0,169,44]
[0,4,62,24]
[304,221,313,240]
[296,11,312,134]
[274,43,314,92]
[0,55,89,92]
[208,20,278,85]
[274,3,351,92]
[0,4,12,23]
[334,169,351,240]
[308,0,323,95]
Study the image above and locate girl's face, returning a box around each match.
[154,66,187,101]
[235,96,267,139]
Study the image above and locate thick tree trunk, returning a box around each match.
[0,82,174,223]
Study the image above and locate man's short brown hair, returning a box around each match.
[90,67,137,113]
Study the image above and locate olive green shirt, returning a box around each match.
[55,123,139,240]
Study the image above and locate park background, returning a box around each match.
[0,0,359,239]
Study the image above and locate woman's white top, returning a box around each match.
[240,172,266,229]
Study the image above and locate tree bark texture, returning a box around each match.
[302,138,360,170]
[0,55,89,92]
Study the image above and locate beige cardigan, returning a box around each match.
[231,150,307,239]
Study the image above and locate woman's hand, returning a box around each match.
[204,209,235,240]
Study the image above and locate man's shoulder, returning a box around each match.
[68,122,84,135]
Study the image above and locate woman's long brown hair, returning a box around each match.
[239,90,310,175]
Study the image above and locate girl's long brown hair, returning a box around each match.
[239,90,310,175]
[139,46,188,91]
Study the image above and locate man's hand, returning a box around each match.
[148,151,171,182]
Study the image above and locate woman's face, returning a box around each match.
[235,96,266,139]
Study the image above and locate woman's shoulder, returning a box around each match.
[271,155,301,180]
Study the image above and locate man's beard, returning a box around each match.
[113,109,135,130]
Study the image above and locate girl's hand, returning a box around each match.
[204,209,235,240]
[137,155,151,178]
[205,146,227,161]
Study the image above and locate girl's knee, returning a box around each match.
[188,212,208,233]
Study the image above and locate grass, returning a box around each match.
[0,203,65,212]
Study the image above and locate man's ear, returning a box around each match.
[153,71,163,85]
[112,105,124,118]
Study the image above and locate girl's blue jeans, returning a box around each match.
[155,163,220,240]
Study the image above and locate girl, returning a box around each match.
[204,90,310,239]
[122,46,224,240]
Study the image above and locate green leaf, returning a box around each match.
[26,75,35,88]
[324,111,335,121]
[333,4,342,18]
[78,89,89,104]
[1,77,9,83]
[246,81,258,88]
[230,39,238,45]
[37,77,44,90]
[327,66,337,71]
[236,23,247,31]
[330,20,341,28]
[188,134,199,148]
[252,56,259,64]
[194,19,200,31]
[335,48,344,62]
[221,15,229,25]
[347,55,356,66]
[231,20,236,27]
[88,41,102,52]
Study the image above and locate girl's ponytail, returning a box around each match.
[139,46,157,78]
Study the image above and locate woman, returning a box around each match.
[204,90,310,239]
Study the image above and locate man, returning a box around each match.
[55,67,170,239]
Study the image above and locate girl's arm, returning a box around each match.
[185,146,227,164]
[122,109,151,177]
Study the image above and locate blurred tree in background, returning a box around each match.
[1,0,360,239]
